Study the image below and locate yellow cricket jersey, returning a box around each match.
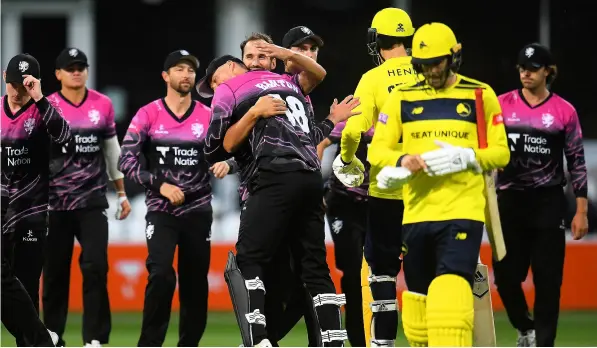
[340,56,419,200]
[368,74,510,224]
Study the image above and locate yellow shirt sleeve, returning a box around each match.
[340,73,375,162]
[368,92,405,170]
[476,86,510,170]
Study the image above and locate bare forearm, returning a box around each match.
[223,110,259,153]
[112,178,126,197]
[288,51,326,94]
[576,197,588,214]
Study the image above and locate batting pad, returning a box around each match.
[427,274,474,347]
[401,291,428,347]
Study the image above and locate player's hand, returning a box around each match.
[332,154,365,187]
[421,140,481,176]
[115,195,131,220]
[22,75,43,102]
[250,95,287,118]
[377,166,412,190]
[210,161,231,179]
[254,42,293,61]
[328,95,361,124]
[400,154,427,173]
[160,183,185,206]
[571,212,589,240]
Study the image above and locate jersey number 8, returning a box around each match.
[269,94,309,133]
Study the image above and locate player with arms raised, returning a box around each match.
[368,23,509,346]
[322,8,417,346]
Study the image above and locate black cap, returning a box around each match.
[56,47,89,69]
[5,53,41,84]
[517,43,554,69]
[195,55,245,98]
[163,50,200,71]
[282,26,324,49]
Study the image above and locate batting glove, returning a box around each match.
[421,140,482,176]
[332,154,365,187]
[376,166,412,190]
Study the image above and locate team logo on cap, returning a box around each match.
[419,41,427,49]
[69,48,79,57]
[300,26,312,34]
[180,50,189,56]
[525,47,535,58]
[396,23,405,32]
[88,109,100,125]
[18,61,29,73]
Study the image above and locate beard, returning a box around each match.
[171,80,193,96]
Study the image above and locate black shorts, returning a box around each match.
[402,219,483,294]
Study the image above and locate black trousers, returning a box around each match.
[2,231,54,347]
[236,170,340,344]
[14,227,46,347]
[493,187,566,347]
[137,210,212,347]
[43,208,111,345]
[325,190,367,348]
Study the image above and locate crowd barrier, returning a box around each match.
[45,242,597,311]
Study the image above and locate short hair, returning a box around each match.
[240,32,274,55]
[377,34,410,50]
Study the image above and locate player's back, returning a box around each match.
[357,56,417,200]
[393,75,505,224]
[223,70,321,173]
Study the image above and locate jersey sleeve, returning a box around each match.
[204,84,235,166]
[104,101,117,138]
[118,108,164,192]
[563,107,588,198]
[40,97,71,145]
[368,92,405,169]
[476,86,510,171]
[341,73,375,162]
[328,121,346,144]
[309,119,334,145]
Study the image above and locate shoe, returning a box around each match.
[85,340,102,347]
[517,330,536,347]
[255,338,272,347]
[47,330,59,347]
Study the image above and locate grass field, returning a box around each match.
[2,311,597,346]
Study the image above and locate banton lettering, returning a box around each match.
[255,80,300,94]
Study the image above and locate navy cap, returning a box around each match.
[163,50,200,71]
[56,47,89,69]
[195,55,245,98]
[282,26,324,49]
[5,53,41,84]
[517,43,553,69]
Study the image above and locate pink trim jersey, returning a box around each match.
[1,96,71,233]
[47,89,117,210]
[497,90,587,197]
[119,99,212,216]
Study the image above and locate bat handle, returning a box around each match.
[478,255,482,264]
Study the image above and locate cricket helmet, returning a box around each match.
[411,22,462,72]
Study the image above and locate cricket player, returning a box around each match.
[325,7,417,346]
[494,43,588,347]
[41,47,131,347]
[239,30,324,346]
[118,50,227,347]
[1,53,67,347]
[368,23,509,346]
[199,55,357,347]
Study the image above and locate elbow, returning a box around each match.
[223,139,236,154]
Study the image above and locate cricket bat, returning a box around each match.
[473,260,497,347]
[474,88,507,262]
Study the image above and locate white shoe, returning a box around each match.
[517,330,536,347]
[255,338,272,347]
[47,330,59,346]
[85,340,102,347]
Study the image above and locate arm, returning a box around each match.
[309,96,361,145]
[204,84,236,166]
[317,120,344,160]
[223,110,259,153]
[563,107,588,206]
[102,103,126,194]
[341,74,375,163]
[118,109,164,193]
[40,97,71,145]
[368,95,405,170]
[476,87,510,170]
[317,138,332,161]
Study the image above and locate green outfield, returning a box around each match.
[2,311,596,347]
